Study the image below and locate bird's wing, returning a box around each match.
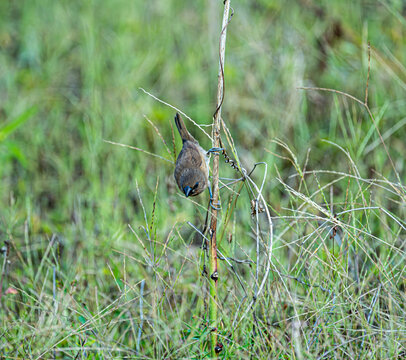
[178,141,204,167]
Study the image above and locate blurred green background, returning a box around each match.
[1,0,405,358]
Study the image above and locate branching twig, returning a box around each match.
[187,221,248,296]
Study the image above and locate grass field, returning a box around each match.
[1,0,406,359]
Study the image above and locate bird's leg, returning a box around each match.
[208,186,221,210]
[207,147,224,156]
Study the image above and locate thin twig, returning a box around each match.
[136,279,145,355]
[103,139,173,164]
[138,88,213,140]
[143,115,172,156]
[53,265,57,360]
[0,241,10,302]
[53,265,57,313]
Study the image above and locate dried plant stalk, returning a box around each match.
[208,0,231,357]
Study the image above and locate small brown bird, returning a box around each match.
[174,112,210,198]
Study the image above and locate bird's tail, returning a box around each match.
[174,112,196,143]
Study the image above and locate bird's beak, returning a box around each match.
[183,186,192,197]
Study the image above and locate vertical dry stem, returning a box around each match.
[208,0,231,357]
[0,241,10,302]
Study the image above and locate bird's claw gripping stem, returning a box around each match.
[208,187,221,210]
[207,147,224,156]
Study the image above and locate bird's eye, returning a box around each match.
[193,182,199,190]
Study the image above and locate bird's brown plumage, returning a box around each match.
[174,113,209,197]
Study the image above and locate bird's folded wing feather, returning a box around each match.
[177,141,203,167]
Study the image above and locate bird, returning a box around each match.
[174,112,210,198]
